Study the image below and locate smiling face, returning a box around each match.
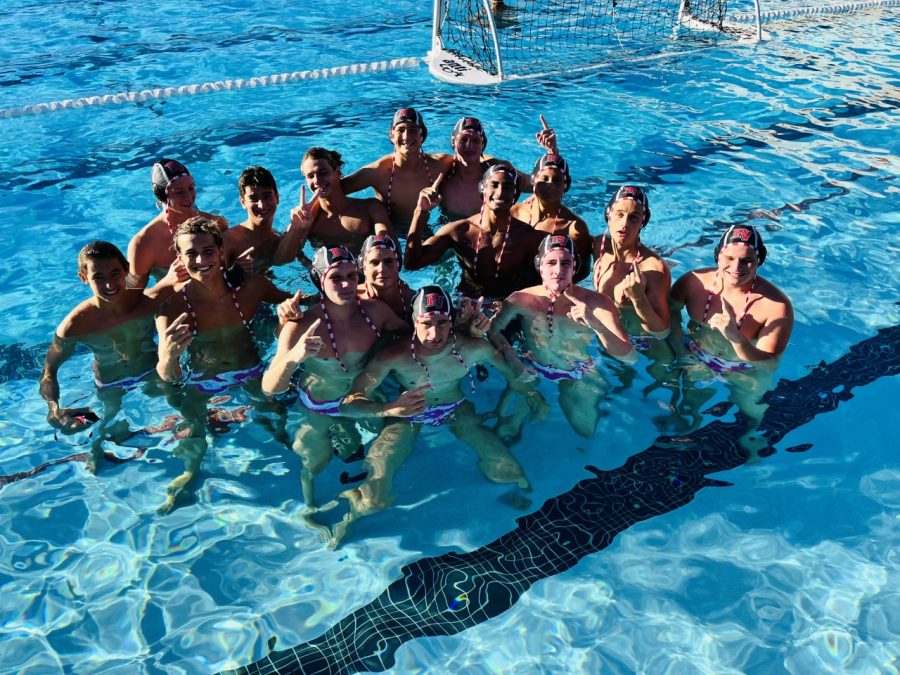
[717,243,759,287]
[301,157,338,199]
[607,198,645,247]
[239,184,279,226]
[390,121,422,155]
[415,314,452,352]
[165,175,197,213]
[321,262,359,305]
[364,247,400,289]
[175,232,224,282]
[481,171,518,213]
[454,130,484,162]
[80,257,128,305]
[539,248,575,294]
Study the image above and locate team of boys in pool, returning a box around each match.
[39,108,794,545]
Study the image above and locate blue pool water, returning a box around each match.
[0,0,898,672]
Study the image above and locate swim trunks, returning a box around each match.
[191,363,265,395]
[94,368,154,390]
[524,356,594,382]
[631,328,671,352]
[297,386,343,416]
[684,335,753,375]
[405,399,463,427]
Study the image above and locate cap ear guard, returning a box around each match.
[534,234,577,271]
[479,162,521,201]
[532,154,572,192]
[451,117,488,152]
[605,185,650,226]
[390,108,428,142]
[411,285,456,322]
[311,245,356,291]
[152,158,191,203]
[714,226,767,266]
[358,234,402,273]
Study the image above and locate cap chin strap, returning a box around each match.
[543,279,570,337]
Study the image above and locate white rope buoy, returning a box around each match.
[731,0,900,24]
[0,57,422,119]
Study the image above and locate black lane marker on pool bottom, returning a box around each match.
[225,324,899,675]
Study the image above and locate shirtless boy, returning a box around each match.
[41,241,177,469]
[439,114,558,221]
[341,108,452,233]
[155,216,289,512]
[128,159,226,289]
[281,147,392,260]
[669,225,793,439]
[330,286,531,547]
[492,234,636,438]
[262,246,408,516]
[512,153,591,281]
[222,166,298,273]
[405,162,545,300]
[592,186,672,345]
[671,224,793,369]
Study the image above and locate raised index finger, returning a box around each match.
[432,173,444,190]
[539,114,550,130]
[299,184,307,206]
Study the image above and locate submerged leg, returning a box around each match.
[330,421,419,549]
[158,385,212,514]
[450,402,529,489]
[558,375,607,438]
[292,412,338,510]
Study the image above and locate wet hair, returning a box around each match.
[238,166,278,196]
[78,240,128,277]
[301,147,344,176]
[172,215,223,252]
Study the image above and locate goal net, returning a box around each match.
[429,0,750,84]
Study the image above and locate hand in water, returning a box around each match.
[48,407,99,434]
[384,384,431,417]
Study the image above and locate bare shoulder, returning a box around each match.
[672,267,712,300]
[455,333,491,358]
[436,216,473,239]
[157,290,188,321]
[430,153,454,171]
[130,213,164,246]
[576,284,615,312]
[359,297,396,322]
[755,276,793,312]
[199,211,228,230]
[637,246,670,274]
[57,300,97,339]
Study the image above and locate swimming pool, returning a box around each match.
[0,0,898,672]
